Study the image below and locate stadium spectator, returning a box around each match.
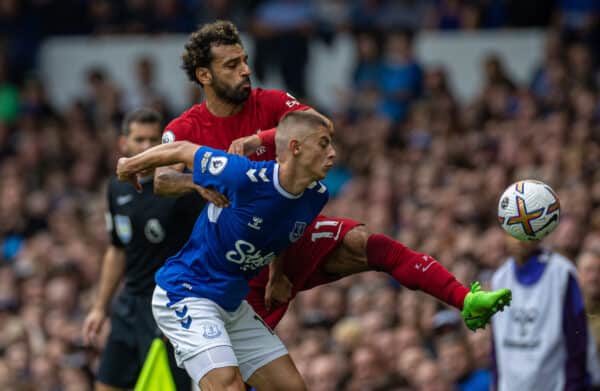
[578,249,600,353]
[251,0,315,99]
[425,0,482,30]
[351,30,382,98]
[151,0,196,33]
[125,56,171,116]
[305,353,347,391]
[555,0,600,40]
[347,344,397,390]
[413,359,453,391]
[86,0,121,35]
[437,333,491,391]
[378,29,423,122]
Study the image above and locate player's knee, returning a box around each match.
[199,367,245,391]
[289,377,308,391]
[276,373,306,391]
[223,381,246,391]
[343,225,371,259]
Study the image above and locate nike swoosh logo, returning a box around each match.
[116,194,133,205]
[175,305,188,318]
[421,261,434,272]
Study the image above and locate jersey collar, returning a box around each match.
[511,249,548,286]
[274,163,303,199]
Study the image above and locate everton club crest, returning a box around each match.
[289,221,307,242]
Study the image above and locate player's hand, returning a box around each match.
[116,157,142,192]
[82,307,107,346]
[194,185,230,208]
[265,274,292,311]
[228,135,262,156]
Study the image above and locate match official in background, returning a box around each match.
[82,109,199,391]
[491,236,593,391]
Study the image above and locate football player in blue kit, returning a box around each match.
[116,111,334,391]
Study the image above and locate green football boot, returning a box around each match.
[461,282,512,331]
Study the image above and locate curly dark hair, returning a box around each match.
[181,20,243,86]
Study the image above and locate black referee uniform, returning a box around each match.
[98,176,204,389]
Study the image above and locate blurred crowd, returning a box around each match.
[2,0,598,84]
[2,1,600,391]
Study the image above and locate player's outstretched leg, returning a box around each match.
[247,355,306,391]
[325,228,512,328]
[197,367,245,391]
[461,281,512,331]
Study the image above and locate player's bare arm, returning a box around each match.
[265,255,292,311]
[154,165,230,207]
[154,163,192,195]
[82,245,126,346]
[227,133,262,156]
[155,169,230,208]
[228,108,332,157]
[117,141,201,189]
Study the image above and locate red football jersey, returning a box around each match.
[162,88,309,161]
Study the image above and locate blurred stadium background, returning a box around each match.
[1,0,600,390]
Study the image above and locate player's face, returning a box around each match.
[297,125,336,180]
[122,122,162,157]
[578,253,600,299]
[209,44,251,104]
[504,235,539,263]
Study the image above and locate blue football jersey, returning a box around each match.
[155,146,329,311]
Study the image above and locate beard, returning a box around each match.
[212,75,251,104]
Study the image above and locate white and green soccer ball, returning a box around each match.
[497,180,561,241]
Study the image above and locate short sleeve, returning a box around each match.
[105,181,124,248]
[162,117,193,144]
[259,89,311,123]
[256,128,277,161]
[317,185,329,212]
[192,146,256,194]
[306,181,329,216]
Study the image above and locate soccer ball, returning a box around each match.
[497,180,560,241]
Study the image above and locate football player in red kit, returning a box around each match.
[156,20,510,332]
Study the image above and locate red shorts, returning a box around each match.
[246,215,362,329]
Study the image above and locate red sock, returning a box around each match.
[366,234,469,310]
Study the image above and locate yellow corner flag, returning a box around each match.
[134,338,177,391]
